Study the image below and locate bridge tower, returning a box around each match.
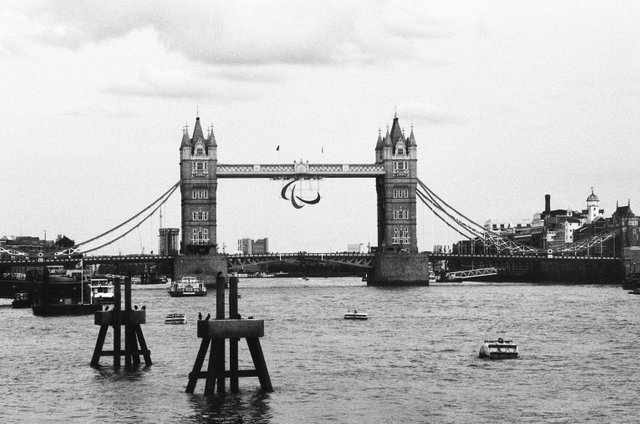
[180,117,218,254]
[175,117,227,287]
[375,113,418,253]
[370,113,429,285]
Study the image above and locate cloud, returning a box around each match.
[403,102,461,125]
[31,0,455,67]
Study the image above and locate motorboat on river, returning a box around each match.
[165,313,187,324]
[168,276,207,297]
[479,338,519,359]
[12,292,31,308]
[344,310,368,320]
[89,278,115,304]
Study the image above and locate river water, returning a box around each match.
[1,277,639,423]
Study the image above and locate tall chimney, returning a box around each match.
[545,194,551,213]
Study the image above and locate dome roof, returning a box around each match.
[587,188,599,202]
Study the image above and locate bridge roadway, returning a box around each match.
[0,252,622,299]
[226,252,375,270]
[429,253,621,262]
[0,254,176,267]
[0,251,620,269]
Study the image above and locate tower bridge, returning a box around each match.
[176,113,427,285]
[1,112,632,288]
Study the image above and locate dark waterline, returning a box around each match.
[1,277,639,423]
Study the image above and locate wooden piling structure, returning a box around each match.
[186,274,272,394]
[90,277,152,369]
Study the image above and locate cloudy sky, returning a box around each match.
[1,0,639,254]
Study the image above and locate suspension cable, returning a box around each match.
[75,182,179,255]
[416,190,474,240]
[63,181,179,251]
[417,179,540,254]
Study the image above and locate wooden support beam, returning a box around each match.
[204,339,218,395]
[229,275,239,392]
[91,325,108,367]
[186,337,211,393]
[190,369,262,379]
[113,277,121,369]
[134,324,152,366]
[247,338,273,392]
[124,277,132,369]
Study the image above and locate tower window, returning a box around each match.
[192,211,209,221]
[192,189,208,199]
[393,209,409,220]
[191,228,209,244]
[392,226,410,244]
[393,161,409,175]
[393,188,409,198]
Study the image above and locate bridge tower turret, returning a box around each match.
[179,117,218,254]
[375,113,418,253]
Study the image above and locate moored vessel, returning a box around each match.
[12,292,31,308]
[168,276,207,297]
[31,270,101,316]
[89,277,115,304]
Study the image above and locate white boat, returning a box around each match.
[89,278,115,304]
[428,271,437,284]
[168,276,207,297]
[165,313,187,324]
[479,338,519,359]
[344,310,368,320]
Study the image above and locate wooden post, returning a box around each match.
[247,337,273,392]
[113,277,121,369]
[90,276,151,369]
[91,325,108,367]
[133,324,152,366]
[215,273,226,393]
[186,318,273,394]
[187,336,211,393]
[185,273,272,394]
[124,276,132,369]
[229,275,239,392]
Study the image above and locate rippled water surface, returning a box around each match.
[1,278,639,423]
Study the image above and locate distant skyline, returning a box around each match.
[1,1,639,254]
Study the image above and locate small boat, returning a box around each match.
[168,276,207,297]
[428,271,437,284]
[479,338,519,359]
[12,292,31,308]
[165,313,187,324]
[31,271,101,316]
[344,310,368,320]
[89,278,115,304]
[628,289,640,295]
